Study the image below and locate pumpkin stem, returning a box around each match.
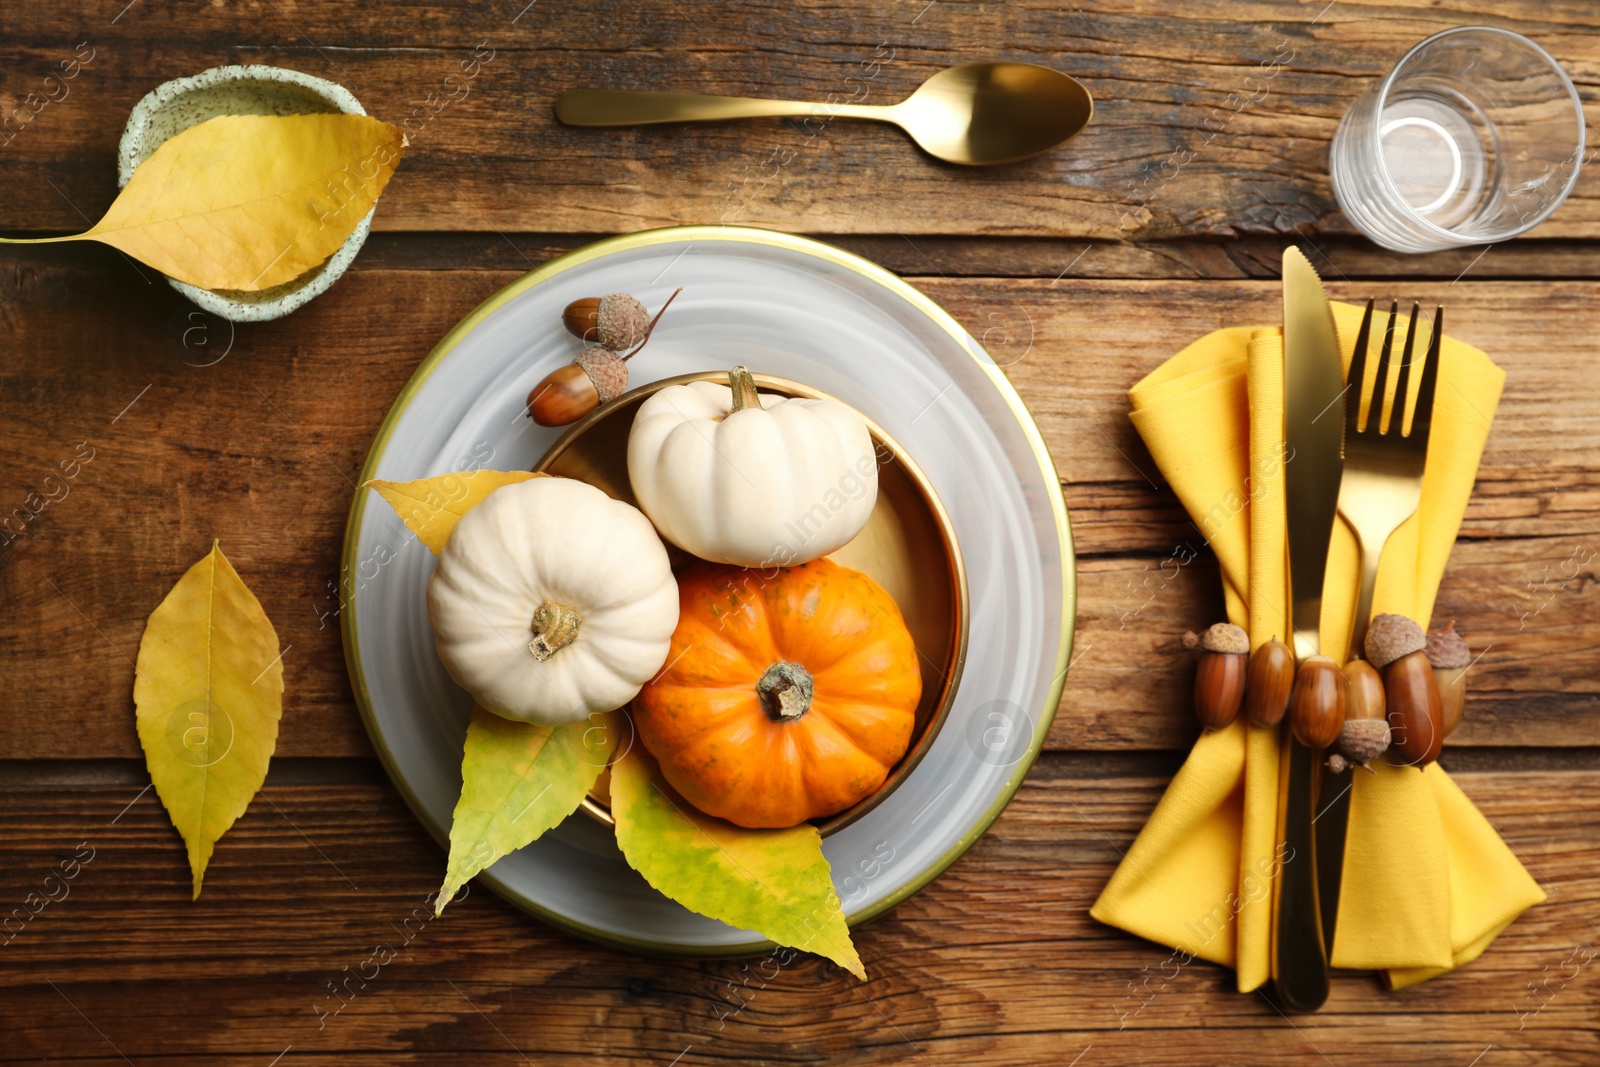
[727,365,761,414]
[756,661,814,722]
[528,600,582,661]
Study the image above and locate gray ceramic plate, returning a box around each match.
[342,226,1074,955]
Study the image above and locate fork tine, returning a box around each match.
[1393,302,1420,435]
[1347,298,1375,434]
[1410,306,1442,445]
[1373,300,1399,433]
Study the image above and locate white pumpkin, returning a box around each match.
[426,476,678,725]
[627,367,878,568]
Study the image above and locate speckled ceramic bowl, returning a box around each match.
[117,65,374,322]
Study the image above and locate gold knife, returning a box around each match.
[1271,247,1344,1012]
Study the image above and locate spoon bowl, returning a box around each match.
[892,62,1094,165]
[555,61,1093,166]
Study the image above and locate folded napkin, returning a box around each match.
[1091,301,1544,991]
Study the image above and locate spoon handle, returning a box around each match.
[556,89,884,126]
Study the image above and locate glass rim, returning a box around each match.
[1364,25,1585,243]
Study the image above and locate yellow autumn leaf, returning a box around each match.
[133,541,284,899]
[436,708,618,915]
[611,746,865,979]
[1,113,404,291]
[367,470,543,553]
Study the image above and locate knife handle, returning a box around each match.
[1274,738,1330,1011]
[1317,763,1352,949]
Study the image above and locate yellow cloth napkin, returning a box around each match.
[1090,301,1544,991]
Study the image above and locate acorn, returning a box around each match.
[1366,613,1443,767]
[528,288,682,426]
[562,293,650,350]
[528,347,628,427]
[1326,658,1389,773]
[1244,637,1294,728]
[1427,622,1471,740]
[1189,622,1248,730]
[1288,655,1344,749]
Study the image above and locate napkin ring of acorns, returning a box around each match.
[1183,616,1470,771]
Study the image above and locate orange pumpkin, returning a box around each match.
[632,558,922,829]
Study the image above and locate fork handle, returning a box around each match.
[1350,540,1382,655]
[1350,547,1376,655]
[1316,526,1386,955]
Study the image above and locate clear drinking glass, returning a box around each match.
[1331,27,1584,253]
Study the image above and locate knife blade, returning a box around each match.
[1271,247,1344,1012]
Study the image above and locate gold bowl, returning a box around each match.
[533,371,969,837]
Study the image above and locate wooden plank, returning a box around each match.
[0,0,1595,239]
[0,765,1595,1064]
[1,259,1595,757]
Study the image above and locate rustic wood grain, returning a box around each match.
[0,0,1595,240]
[0,764,1595,1065]
[2,2,1598,1060]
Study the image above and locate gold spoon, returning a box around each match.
[555,62,1093,166]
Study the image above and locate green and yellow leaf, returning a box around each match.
[133,541,284,899]
[369,468,601,911]
[438,710,617,908]
[367,469,541,553]
[611,746,865,978]
[436,708,617,914]
[2,114,405,291]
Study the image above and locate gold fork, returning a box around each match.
[1317,297,1441,943]
[1340,299,1441,653]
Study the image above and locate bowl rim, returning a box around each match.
[118,63,367,184]
[341,225,1076,953]
[536,369,971,838]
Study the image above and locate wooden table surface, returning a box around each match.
[3,1,1598,1063]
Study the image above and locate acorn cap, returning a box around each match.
[1426,621,1471,670]
[1333,718,1391,769]
[597,293,650,351]
[1364,613,1426,669]
[1198,622,1249,655]
[574,346,629,403]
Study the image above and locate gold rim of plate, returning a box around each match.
[534,371,970,837]
[341,224,1077,956]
